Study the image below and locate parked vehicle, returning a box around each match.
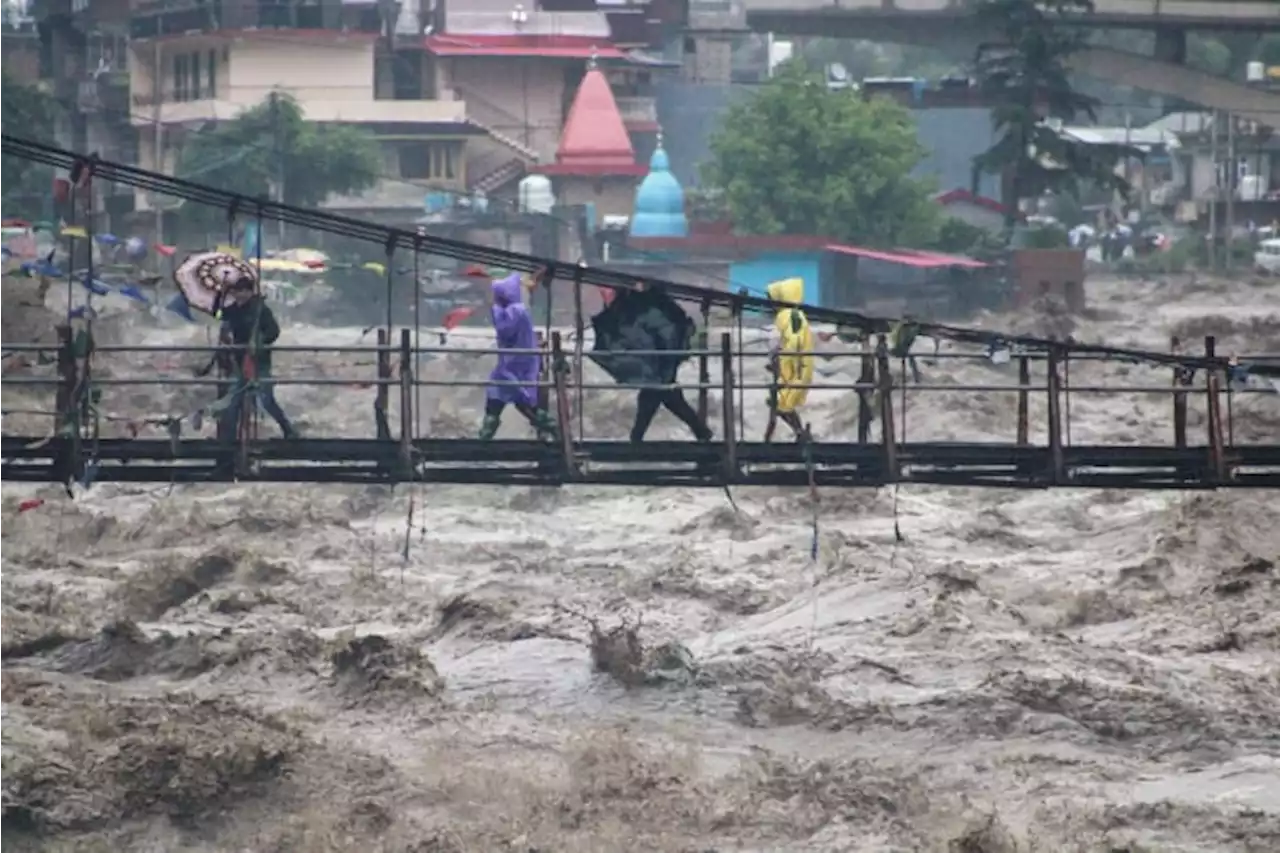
[1256,238,1280,275]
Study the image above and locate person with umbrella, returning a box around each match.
[591,281,712,443]
[216,275,298,440]
[173,251,298,440]
[479,270,558,442]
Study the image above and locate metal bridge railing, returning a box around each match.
[3,322,1277,489]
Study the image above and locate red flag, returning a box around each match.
[462,264,491,278]
[17,498,44,513]
[303,259,327,270]
[442,305,475,331]
[153,243,177,257]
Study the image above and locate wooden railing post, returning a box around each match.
[571,268,584,440]
[551,331,576,480]
[857,336,875,445]
[1046,347,1064,484]
[1016,355,1030,446]
[54,325,81,483]
[374,328,391,443]
[875,335,898,483]
[1204,335,1225,484]
[719,332,737,481]
[1171,336,1189,448]
[398,328,413,476]
[697,298,711,427]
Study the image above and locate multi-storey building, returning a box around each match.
[417,0,679,197]
[9,0,136,223]
[125,0,481,224]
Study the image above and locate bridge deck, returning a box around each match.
[0,295,1274,491]
[5,437,1278,489]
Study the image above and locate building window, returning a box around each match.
[190,52,201,100]
[173,54,187,101]
[398,141,462,182]
[208,50,218,97]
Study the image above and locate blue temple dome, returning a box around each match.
[630,134,688,239]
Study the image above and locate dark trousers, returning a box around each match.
[219,374,296,439]
[631,388,711,443]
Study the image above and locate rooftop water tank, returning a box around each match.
[518,174,554,214]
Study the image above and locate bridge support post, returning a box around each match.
[857,337,875,445]
[1016,356,1030,446]
[1046,347,1065,485]
[54,325,81,486]
[875,336,898,483]
[374,328,391,443]
[719,332,737,483]
[1171,336,1189,449]
[1204,336,1226,485]
[697,298,711,427]
[551,332,576,481]
[398,329,413,479]
[571,267,585,440]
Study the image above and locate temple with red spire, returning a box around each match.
[534,55,648,220]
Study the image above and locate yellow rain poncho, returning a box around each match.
[766,277,815,414]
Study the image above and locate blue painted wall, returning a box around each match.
[729,252,823,306]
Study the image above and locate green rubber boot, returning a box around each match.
[479,413,501,441]
[532,409,558,443]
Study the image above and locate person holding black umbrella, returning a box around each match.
[591,281,712,443]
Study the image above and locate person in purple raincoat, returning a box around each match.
[480,272,558,441]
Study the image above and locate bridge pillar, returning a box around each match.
[1154,28,1186,66]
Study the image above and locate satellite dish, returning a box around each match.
[826,63,851,90]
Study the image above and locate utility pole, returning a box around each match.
[1208,109,1218,270]
[1225,112,1236,272]
[152,39,163,244]
[269,90,285,246]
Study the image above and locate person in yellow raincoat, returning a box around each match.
[764,277,815,442]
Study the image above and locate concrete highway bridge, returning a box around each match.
[700,0,1280,126]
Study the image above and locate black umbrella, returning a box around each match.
[590,287,696,386]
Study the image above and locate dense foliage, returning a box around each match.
[702,62,940,247]
[2,71,62,209]
[178,93,381,215]
[973,0,1135,225]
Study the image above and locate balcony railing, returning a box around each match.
[128,93,468,127]
[130,0,382,40]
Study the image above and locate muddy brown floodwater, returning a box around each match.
[2,273,1279,852]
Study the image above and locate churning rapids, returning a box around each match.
[2,272,1278,852]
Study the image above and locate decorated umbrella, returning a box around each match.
[173,251,259,317]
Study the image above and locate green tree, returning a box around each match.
[973,0,1134,227]
[1,71,63,210]
[702,62,939,247]
[177,93,380,217]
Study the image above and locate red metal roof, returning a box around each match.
[896,249,990,269]
[535,67,644,177]
[423,34,627,60]
[827,243,963,269]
